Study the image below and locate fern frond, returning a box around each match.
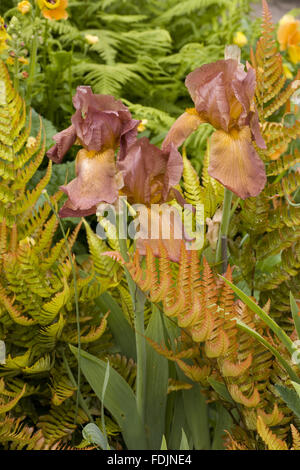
[257,415,288,450]
[291,424,300,450]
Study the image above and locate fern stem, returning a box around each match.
[117,199,146,429]
[215,187,233,272]
[43,190,81,425]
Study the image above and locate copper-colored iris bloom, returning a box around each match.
[117,137,191,262]
[47,86,139,163]
[117,137,184,206]
[162,59,267,199]
[46,86,139,217]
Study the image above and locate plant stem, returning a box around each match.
[26,8,39,106]
[42,20,48,75]
[215,187,233,272]
[117,199,146,427]
[13,57,19,94]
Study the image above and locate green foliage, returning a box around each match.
[0,62,121,449]
[228,5,300,326]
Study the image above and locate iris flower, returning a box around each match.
[117,137,189,262]
[117,137,184,206]
[162,59,267,199]
[47,86,139,217]
[37,0,68,21]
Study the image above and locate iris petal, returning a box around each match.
[46,125,76,163]
[135,205,187,262]
[162,111,204,152]
[208,127,266,199]
[59,148,119,218]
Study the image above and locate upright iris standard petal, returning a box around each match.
[117,137,183,205]
[71,86,139,153]
[208,127,266,199]
[46,86,139,162]
[46,125,77,163]
[59,149,121,218]
[162,111,204,152]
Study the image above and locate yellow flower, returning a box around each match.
[26,136,37,148]
[282,64,293,79]
[233,31,248,48]
[85,34,99,45]
[17,1,32,14]
[0,16,11,53]
[19,236,36,247]
[6,57,14,65]
[279,14,296,26]
[137,119,148,132]
[18,56,29,65]
[277,14,300,64]
[288,44,300,64]
[37,0,68,20]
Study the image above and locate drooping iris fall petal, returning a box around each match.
[59,149,122,218]
[208,127,266,199]
[117,137,183,205]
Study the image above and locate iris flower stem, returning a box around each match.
[117,200,146,428]
[215,187,233,272]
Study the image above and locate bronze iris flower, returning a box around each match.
[117,137,184,206]
[117,137,190,262]
[162,59,267,199]
[46,86,139,217]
